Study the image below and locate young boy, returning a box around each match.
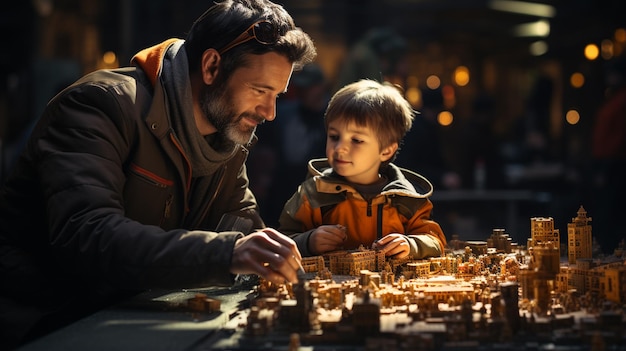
[278,79,446,259]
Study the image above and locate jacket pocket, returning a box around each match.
[128,163,174,188]
[124,163,175,226]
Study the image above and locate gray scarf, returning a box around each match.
[161,40,237,177]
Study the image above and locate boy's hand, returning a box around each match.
[372,233,410,259]
[309,224,347,255]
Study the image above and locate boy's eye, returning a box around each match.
[328,135,339,141]
[352,138,364,144]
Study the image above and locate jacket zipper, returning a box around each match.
[164,194,173,218]
[376,203,384,240]
[366,198,373,217]
[168,133,192,193]
[160,194,174,226]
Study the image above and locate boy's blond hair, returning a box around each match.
[324,79,415,157]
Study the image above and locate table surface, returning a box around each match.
[17,286,254,351]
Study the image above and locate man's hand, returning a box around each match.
[371,233,410,259]
[230,228,303,285]
[309,224,347,255]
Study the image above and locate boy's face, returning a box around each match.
[326,118,397,185]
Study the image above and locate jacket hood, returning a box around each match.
[131,38,180,87]
[307,158,433,197]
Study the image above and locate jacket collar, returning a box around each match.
[131,38,180,87]
[308,157,433,197]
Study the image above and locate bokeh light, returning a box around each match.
[570,72,584,88]
[615,28,626,43]
[529,40,548,56]
[438,111,454,126]
[103,51,117,65]
[406,87,421,107]
[426,75,441,90]
[453,66,470,86]
[601,39,614,60]
[584,43,599,60]
[442,85,456,109]
[566,109,580,125]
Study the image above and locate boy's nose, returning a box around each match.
[334,140,348,152]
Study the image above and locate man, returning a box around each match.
[0,0,316,348]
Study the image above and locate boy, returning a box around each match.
[278,79,446,259]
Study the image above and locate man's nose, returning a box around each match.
[257,97,276,122]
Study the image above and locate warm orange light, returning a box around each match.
[584,44,599,60]
[453,66,470,86]
[407,75,419,87]
[442,85,456,109]
[103,51,117,65]
[426,75,441,90]
[406,87,421,108]
[566,110,580,125]
[438,111,454,126]
[570,72,584,88]
[442,85,455,99]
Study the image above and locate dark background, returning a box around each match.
[2,0,625,253]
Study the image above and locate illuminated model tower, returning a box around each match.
[567,206,592,264]
[529,217,560,253]
[527,217,560,314]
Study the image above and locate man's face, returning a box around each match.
[200,52,294,145]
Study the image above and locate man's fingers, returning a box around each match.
[255,229,303,283]
[261,228,302,260]
[258,254,296,284]
[260,263,291,285]
[231,230,304,284]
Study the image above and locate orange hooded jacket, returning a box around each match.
[279,158,446,258]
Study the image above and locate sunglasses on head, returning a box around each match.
[219,20,283,55]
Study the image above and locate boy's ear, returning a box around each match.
[200,49,221,85]
[381,142,399,162]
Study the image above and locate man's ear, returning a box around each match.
[200,49,221,85]
[381,142,399,162]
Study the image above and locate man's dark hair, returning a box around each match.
[185,0,316,76]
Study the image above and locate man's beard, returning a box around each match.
[199,82,264,147]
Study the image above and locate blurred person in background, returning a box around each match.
[395,87,462,190]
[462,90,504,190]
[334,27,409,91]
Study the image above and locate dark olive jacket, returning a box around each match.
[0,39,263,344]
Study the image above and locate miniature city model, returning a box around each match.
[200,206,625,351]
